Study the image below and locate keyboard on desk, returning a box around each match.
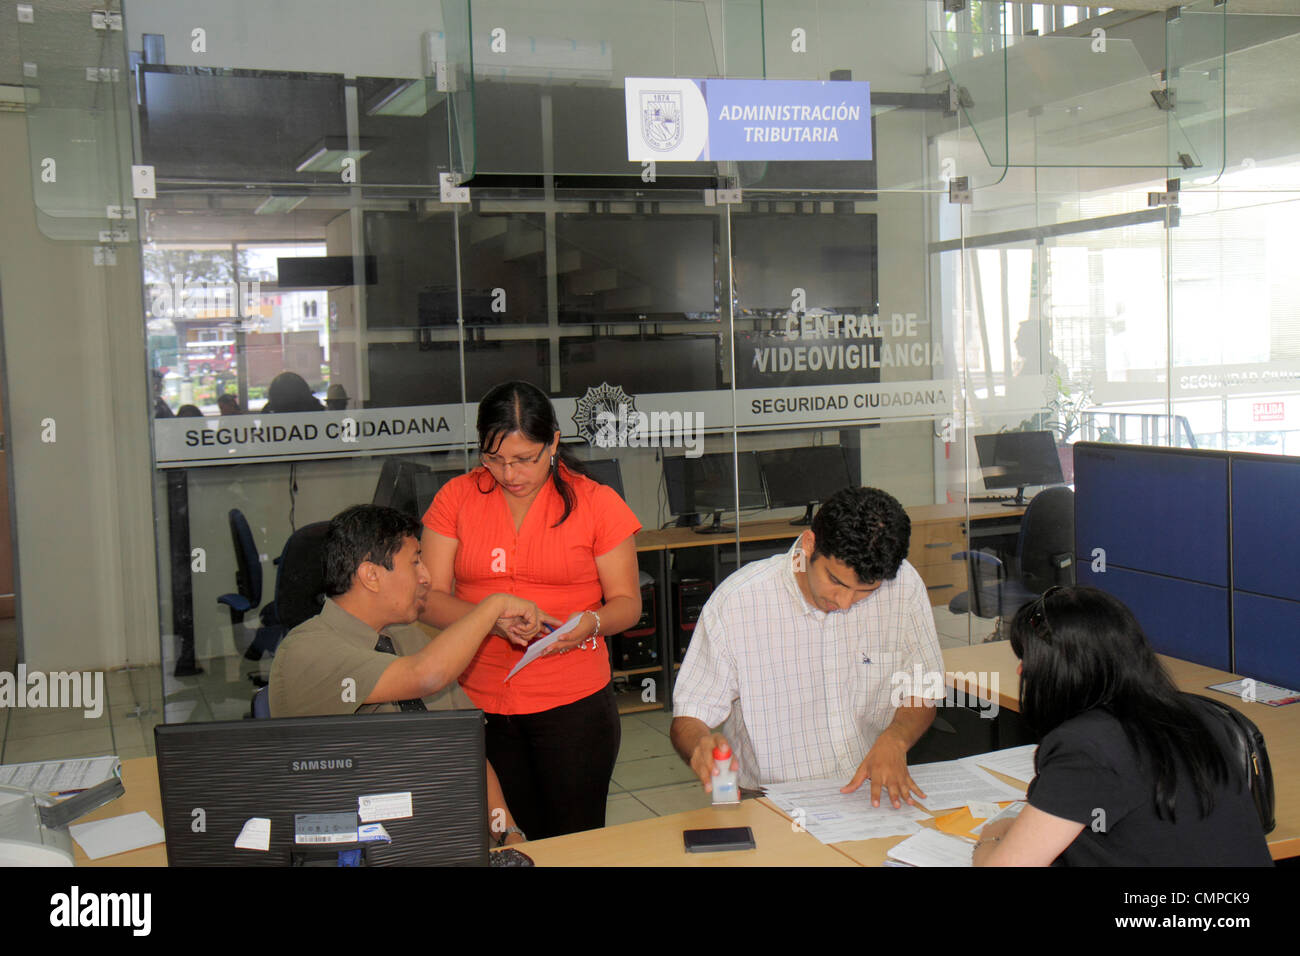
[968,495,1021,503]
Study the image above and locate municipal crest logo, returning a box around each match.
[573,383,640,448]
[641,91,683,152]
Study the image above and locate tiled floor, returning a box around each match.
[1,606,1003,823]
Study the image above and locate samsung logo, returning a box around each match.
[290,758,356,772]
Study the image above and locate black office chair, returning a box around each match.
[242,520,331,700]
[217,509,272,660]
[949,486,1076,637]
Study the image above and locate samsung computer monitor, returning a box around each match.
[757,446,855,526]
[663,452,767,534]
[373,457,464,519]
[973,430,1065,506]
[155,711,487,866]
[581,458,625,499]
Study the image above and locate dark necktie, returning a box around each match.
[374,634,428,712]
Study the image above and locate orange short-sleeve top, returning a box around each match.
[424,465,642,714]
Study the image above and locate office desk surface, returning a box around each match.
[940,642,1300,861]
[513,797,858,866]
[73,757,167,867]
[78,758,856,867]
[635,502,1023,552]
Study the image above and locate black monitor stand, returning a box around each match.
[1003,486,1029,507]
[694,510,734,535]
[790,502,816,526]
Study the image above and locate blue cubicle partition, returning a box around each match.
[1073,443,1299,690]
[1076,565,1230,671]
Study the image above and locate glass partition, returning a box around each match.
[8,0,1300,757]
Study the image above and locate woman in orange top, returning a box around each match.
[421,381,642,839]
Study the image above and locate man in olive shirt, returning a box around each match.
[270,504,549,716]
[269,504,552,845]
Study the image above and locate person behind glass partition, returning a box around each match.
[263,371,325,412]
[419,381,643,840]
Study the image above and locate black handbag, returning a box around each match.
[1189,694,1276,834]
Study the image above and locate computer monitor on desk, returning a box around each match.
[663,451,767,534]
[973,431,1065,506]
[373,457,464,519]
[581,458,625,499]
[757,446,854,526]
[155,711,487,866]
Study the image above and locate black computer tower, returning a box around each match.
[673,578,713,662]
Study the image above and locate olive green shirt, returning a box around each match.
[268,598,474,717]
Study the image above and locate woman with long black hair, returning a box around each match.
[974,585,1271,866]
[418,381,642,840]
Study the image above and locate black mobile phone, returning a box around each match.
[683,826,757,853]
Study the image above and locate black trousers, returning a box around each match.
[485,684,621,841]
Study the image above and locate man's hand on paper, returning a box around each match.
[689,732,738,794]
[840,727,927,809]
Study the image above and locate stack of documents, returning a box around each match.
[906,758,1027,811]
[959,744,1037,784]
[0,755,121,795]
[885,829,974,867]
[762,779,930,845]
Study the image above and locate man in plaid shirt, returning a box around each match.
[671,487,945,808]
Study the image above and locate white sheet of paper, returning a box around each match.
[886,828,974,867]
[962,744,1038,784]
[762,778,929,844]
[0,755,120,794]
[358,791,413,822]
[1208,679,1300,705]
[972,800,1026,835]
[68,811,165,860]
[504,612,584,681]
[235,817,271,851]
[909,759,1027,811]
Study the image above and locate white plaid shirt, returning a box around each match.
[673,540,944,789]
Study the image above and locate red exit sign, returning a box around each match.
[1253,401,1285,422]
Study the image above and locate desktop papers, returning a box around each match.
[961,744,1037,784]
[886,829,974,867]
[908,759,1027,811]
[68,811,165,860]
[1208,679,1300,706]
[0,755,121,794]
[762,778,930,844]
[505,613,585,681]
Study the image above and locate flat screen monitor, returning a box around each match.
[663,451,767,534]
[730,212,878,314]
[974,431,1065,505]
[139,66,347,184]
[581,458,625,499]
[373,458,464,519]
[155,711,487,866]
[558,336,721,396]
[554,214,719,322]
[362,211,549,329]
[757,446,854,525]
[366,339,551,407]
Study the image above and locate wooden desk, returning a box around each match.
[76,758,857,867]
[938,642,1300,861]
[516,797,858,867]
[72,757,167,867]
